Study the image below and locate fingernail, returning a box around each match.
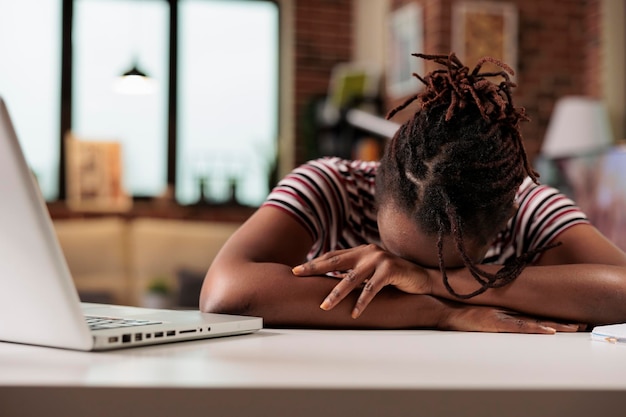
[351,307,360,319]
[541,326,556,334]
[320,299,331,310]
[292,265,303,274]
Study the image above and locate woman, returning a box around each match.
[200,53,626,333]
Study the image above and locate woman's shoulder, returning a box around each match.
[301,157,379,175]
[512,176,589,244]
[515,177,576,209]
[289,157,379,188]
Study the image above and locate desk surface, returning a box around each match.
[1,329,626,416]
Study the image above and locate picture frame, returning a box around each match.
[65,133,132,212]
[386,2,424,99]
[452,1,518,78]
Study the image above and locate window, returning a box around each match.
[0,0,62,200]
[73,0,169,197]
[0,0,279,207]
[177,0,279,205]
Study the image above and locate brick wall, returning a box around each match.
[293,0,353,164]
[515,0,601,159]
[291,0,601,164]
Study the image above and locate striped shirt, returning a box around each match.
[263,157,589,265]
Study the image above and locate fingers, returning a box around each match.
[497,313,581,334]
[292,251,360,312]
[507,319,557,334]
[294,245,430,319]
[292,248,359,277]
[294,246,386,317]
[318,269,362,310]
[320,269,380,316]
[346,279,380,319]
[536,320,581,333]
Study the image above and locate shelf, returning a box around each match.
[47,200,257,223]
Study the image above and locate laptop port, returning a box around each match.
[135,333,142,342]
[166,330,176,336]
[179,329,197,334]
[154,332,163,338]
[108,336,119,343]
[122,334,131,343]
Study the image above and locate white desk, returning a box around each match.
[1,329,625,417]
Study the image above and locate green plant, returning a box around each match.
[146,277,171,295]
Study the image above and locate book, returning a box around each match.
[591,323,626,344]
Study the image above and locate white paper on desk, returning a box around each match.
[591,323,626,344]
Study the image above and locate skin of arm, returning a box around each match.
[432,224,626,325]
[296,223,626,326]
[200,206,575,333]
[201,206,446,329]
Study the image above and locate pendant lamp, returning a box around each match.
[113,60,156,95]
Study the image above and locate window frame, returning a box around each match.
[59,0,281,205]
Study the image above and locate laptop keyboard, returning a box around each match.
[85,315,162,331]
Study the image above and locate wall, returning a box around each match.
[602,0,626,142]
[292,0,353,164]
[374,0,601,161]
[288,0,623,167]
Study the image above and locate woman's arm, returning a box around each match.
[200,206,574,332]
[201,206,444,328]
[431,224,626,325]
[293,224,626,326]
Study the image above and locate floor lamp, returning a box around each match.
[540,96,614,202]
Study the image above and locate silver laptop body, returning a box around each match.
[0,97,262,351]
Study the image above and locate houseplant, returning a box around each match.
[142,276,173,309]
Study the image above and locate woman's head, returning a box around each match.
[376,53,542,298]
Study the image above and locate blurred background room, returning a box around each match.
[0,0,624,308]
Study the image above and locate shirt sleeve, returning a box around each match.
[261,158,347,250]
[512,178,590,255]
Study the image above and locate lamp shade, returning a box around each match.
[113,62,156,95]
[542,96,614,159]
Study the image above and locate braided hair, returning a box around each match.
[377,52,557,299]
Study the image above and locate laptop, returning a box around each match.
[0,97,262,351]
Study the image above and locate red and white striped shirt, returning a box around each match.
[263,157,589,265]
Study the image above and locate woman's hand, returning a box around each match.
[292,244,432,318]
[439,303,584,334]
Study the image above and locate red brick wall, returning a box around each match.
[515,0,601,159]
[293,0,353,164]
[291,0,601,164]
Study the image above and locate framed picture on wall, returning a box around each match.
[452,1,518,78]
[65,133,132,212]
[386,2,424,99]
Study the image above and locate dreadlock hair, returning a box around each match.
[376,52,558,299]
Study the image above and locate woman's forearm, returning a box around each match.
[431,263,626,325]
[201,261,447,329]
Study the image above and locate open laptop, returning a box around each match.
[0,97,262,351]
